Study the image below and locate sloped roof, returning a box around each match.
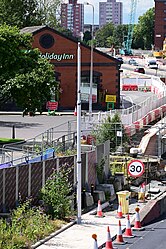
[20,26,46,34]
[20,25,120,64]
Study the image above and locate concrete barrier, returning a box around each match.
[139,191,166,226]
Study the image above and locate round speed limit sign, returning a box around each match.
[128,160,145,177]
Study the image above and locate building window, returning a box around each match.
[39,34,55,49]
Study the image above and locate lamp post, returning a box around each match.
[84,2,94,120]
[77,42,82,224]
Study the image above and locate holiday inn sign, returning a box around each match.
[40,52,75,61]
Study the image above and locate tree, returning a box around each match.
[0,0,62,29]
[83,30,92,45]
[38,0,61,28]
[95,23,115,47]
[113,24,128,49]
[0,0,43,28]
[133,8,154,49]
[0,24,58,112]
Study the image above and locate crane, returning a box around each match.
[121,0,138,55]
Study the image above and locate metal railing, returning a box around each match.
[1,75,166,165]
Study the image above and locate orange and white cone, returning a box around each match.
[74,106,77,116]
[133,206,145,231]
[123,214,135,238]
[96,200,104,217]
[105,226,114,249]
[138,183,146,203]
[116,202,125,219]
[114,220,126,245]
[92,234,98,249]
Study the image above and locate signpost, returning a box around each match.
[105,94,116,110]
[128,159,145,177]
[46,101,58,111]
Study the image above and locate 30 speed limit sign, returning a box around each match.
[128,160,145,177]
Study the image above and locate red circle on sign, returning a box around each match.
[128,159,145,177]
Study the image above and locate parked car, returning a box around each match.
[147,59,158,69]
[128,59,138,66]
[134,67,145,74]
[116,57,124,64]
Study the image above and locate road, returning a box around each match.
[0,90,156,140]
[0,114,76,140]
[112,213,166,249]
[122,58,166,77]
[121,90,157,109]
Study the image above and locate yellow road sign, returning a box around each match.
[105,95,116,103]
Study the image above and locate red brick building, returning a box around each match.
[154,0,166,50]
[21,26,121,111]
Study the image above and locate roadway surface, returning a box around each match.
[112,212,166,249]
[0,91,155,140]
[122,57,166,77]
[0,90,155,140]
[0,114,76,140]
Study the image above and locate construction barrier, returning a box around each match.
[122,84,138,91]
[116,191,130,215]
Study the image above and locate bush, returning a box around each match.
[40,166,73,220]
[0,201,65,249]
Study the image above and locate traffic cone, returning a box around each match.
[116,202,125,219]
[92,234,98,249]
[114,220,126,245]
[133,206,145,231]
[74,106,77,116]
[96,200,104,217]
[138,183,146,203]
[105,226,113,249]
[123,214,135,238]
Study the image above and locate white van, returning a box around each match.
[147,59,158,69]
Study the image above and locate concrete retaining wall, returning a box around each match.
[140,191,166,225]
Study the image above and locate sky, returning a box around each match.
[64,0,155,24]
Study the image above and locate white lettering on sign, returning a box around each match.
[40,53,74,61]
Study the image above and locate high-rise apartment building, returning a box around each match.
[61,0,84,38]
[154,0,166,50]
[99,0,123,28]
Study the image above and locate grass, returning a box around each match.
[0,201,67,249]
[0,138,24,144]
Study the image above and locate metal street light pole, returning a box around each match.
[84,2,94,120]
[77,42,82,224]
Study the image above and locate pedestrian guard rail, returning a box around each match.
[1,75,166,165]
[90,75,166,128]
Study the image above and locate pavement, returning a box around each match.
[31,180,166,249]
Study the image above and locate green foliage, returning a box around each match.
[0,0,62,29]
[38,0,61,28]
[83,30,92,45]
[0,24,58,111]
[94,7,154,51]
[133,8,154,49]
[95,22,115,47]
[0,138,24,144]
[40,166,73,219]
[0,0,43,28]
[91,113,130,152]
[96,157,105,184]
[0,201,65,249]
